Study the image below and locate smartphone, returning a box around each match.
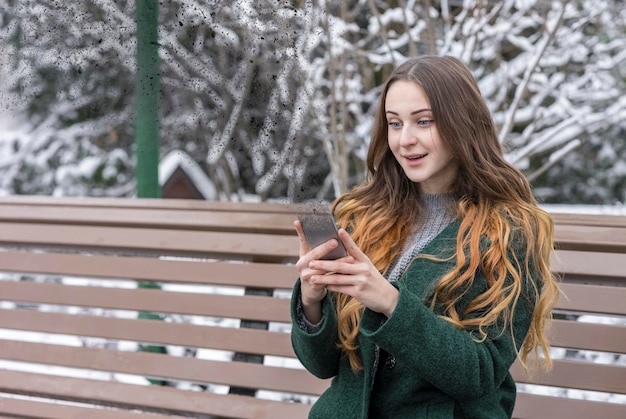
[298,213,348,260]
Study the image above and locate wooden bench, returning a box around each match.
[0,196,623,418]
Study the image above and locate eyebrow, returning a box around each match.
[385,108,431,116]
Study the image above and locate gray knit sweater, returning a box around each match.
[386,193,456,282]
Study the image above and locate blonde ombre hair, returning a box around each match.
[332,56,559,372]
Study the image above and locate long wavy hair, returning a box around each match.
[332,56,559,372]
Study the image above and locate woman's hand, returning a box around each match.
[307,228,400,318]
[294,220,354,323]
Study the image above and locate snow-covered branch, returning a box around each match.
[498,2,567,144]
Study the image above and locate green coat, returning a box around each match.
[290,220,535,418]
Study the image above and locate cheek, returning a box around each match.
[387,138,402,163]
[387,132,398,151]
[430,132,449,154]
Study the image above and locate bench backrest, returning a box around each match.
[511,211,626,418]
[0,196,624,419]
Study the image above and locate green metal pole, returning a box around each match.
[135,0,161,198]
[135,0,165,385]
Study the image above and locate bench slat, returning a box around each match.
[0,397,186,419]
[549,319,626,353]
[0,222,299,262]
[0,340,329,396]
[511,358,626,394]
[0,204,296,235]
[550,212,626,228]
[553,224,626,253]
[0,369,312,419]
[553,249,626,280]
[0,195,301,213]
[513,392,626,419]
[556,283,626,316]
[0,308,296,358]
[0,281,292,323]
[0,250,298,289]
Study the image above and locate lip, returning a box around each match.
[403,153,427,166]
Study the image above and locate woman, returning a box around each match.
[291,56,560,418]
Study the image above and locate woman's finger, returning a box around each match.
[294,220,311,257]
[337,228,367,260]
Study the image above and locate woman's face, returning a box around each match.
[385,80,457,194]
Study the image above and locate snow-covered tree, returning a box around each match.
[306,0,626,202]
[0,1,137,196]
[0,0,624,203]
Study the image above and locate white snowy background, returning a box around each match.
[0,0,624,411]
[0,0,624,204]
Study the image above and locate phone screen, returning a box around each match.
[298,213,348,260]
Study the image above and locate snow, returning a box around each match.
[2,1,624,202]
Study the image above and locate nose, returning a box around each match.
[398,125,417,147]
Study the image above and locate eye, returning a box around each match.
[388,121,402,129]
[417,119,435,127]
